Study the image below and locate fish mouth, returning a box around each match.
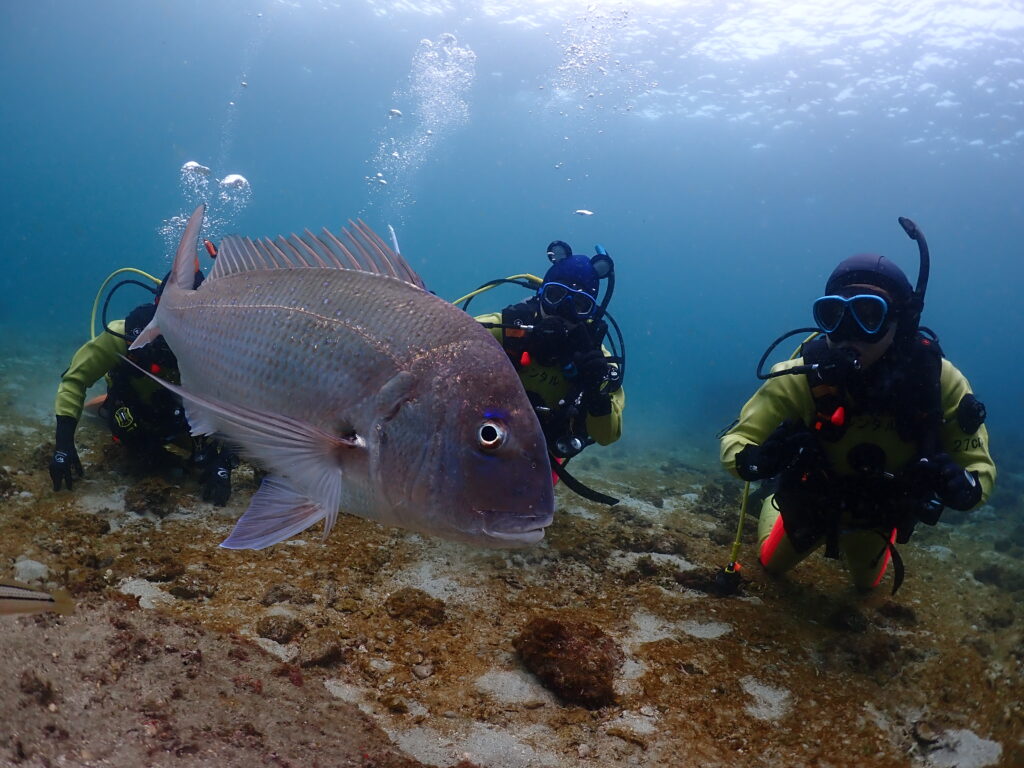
[480,510,552,545]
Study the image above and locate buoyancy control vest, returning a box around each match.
[800,333,945,450]
[772,333,949,591]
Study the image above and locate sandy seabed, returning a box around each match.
[1,341,1021,768]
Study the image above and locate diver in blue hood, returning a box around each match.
[465,240,625,505]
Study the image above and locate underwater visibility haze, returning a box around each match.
[2,0,1023,447]
[1,2,1023,767]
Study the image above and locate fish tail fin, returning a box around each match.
[49,589,75,615]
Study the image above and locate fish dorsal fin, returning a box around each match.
[210,220,426,289]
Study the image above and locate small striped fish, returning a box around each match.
[1,580,74,617]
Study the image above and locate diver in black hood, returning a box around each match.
[719,218,995,594]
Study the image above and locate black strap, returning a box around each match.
[888,543,905,595]
[871,535,905,595]
[551,456,618,505]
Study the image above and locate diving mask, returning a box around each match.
[813,293,890,337]
[539,282,597,318]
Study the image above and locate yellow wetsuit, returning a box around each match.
[475,311,624,448]
[720,355,995,590]
[55,320,180,428]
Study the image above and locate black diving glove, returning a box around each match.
[735,419,819,482]
[574,349,613,416]
[49,415,83,491]
[199,447,235,507]
[931,453,982,511]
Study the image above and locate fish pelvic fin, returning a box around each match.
[220,476,341,550]
[210,220,426,290]
[120,356,358,544]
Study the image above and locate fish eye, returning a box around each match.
[477,420,507,451]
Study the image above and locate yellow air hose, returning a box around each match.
[450,273,543,306]
[90,267,161,339]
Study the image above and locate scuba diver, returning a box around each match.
[49,258,236,506]
[719,218,995,594]
[460,240,625,505]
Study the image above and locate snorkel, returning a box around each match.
[588,244,625,392]
[896,216,929,344]
[591,244,615,321]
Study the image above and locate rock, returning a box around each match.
[0,465,19,497]
[14,557,49,584]
[981,605,1015,630]
[138,557,185,583]
[513,616,623,709]
[973,563,1024,592]
[124,477,179,518]
[18,671,56,706]
[63,513,111,536]
[828,605,868,633]
[385,587,446,627]
[168,575,217,601]
[912,718,941,745]
[380,694,408,714]
[298,629,351,668]
[411,663,434,680]
[261,584,314,606]
[674,567,742,597]
[877,600,917,625]
[255,615,306,644]
[334,597,360,613]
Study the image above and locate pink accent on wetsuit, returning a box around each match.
[870,528,899,588]
[760,513,787,567]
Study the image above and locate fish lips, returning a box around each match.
[479,509,553,546]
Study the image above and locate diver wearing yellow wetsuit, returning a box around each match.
[474,241,624,502]
[50,277,235,506]
[721,243,994,592]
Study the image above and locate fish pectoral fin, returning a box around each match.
[220,475,342,550]
[121,355,364,472]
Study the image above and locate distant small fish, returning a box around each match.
[1,580,74,617]
[574,209,595,216]
[388,108,403,118]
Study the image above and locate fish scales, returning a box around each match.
[163,269,452,424]
[133,205,554,550]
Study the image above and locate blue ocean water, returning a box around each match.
[2,0,1022,473]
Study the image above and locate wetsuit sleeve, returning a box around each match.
[474,311,504,343]
[938,359,996,505]
[720,359,815,478]
[586,385,624,445]
[54,322,128,421]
